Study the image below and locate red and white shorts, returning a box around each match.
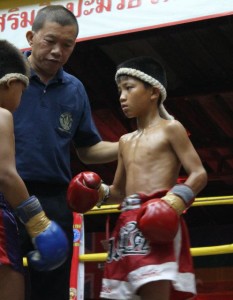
[100,195,196,299]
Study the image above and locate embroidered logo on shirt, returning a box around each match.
[59,112,73,133]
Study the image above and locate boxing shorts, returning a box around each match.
[0,193,24,274]
[100,191,196,300]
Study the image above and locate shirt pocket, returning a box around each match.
[55,104,74,138]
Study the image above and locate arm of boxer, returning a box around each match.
[67,171,110,213]
[161,184,195,215]
[15,196,69,271]
[165,120,207,196]
[0,110,31,206]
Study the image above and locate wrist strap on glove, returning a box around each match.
[96,183,110,207]
[170,184,195,206]
[15,196,42,223]
[15,195,50,238]
[162,184,194,215]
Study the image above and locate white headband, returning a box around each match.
[116,67,167,102]
[115,67,174,120]
[0,73,29,87]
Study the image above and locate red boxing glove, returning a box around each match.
[67,171,102,213]
[137,198,179,244]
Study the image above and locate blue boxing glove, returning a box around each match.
[27,221,68,271]
[16,196,69,271]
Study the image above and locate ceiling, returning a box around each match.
[65,14,233,198]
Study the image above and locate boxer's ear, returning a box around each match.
[150,87,160,102]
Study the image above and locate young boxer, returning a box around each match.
[68,56,207,300]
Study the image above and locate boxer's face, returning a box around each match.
[117,77,154,118]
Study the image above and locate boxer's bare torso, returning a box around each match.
[121,119,181,196]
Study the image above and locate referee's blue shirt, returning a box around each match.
[14,52,101,184]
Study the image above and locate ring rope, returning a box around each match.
[23,243,233,266]
[86,195,233,215]
[77,243,233,262]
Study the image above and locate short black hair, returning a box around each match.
[32,5,79,36]
[0,39,29,80]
